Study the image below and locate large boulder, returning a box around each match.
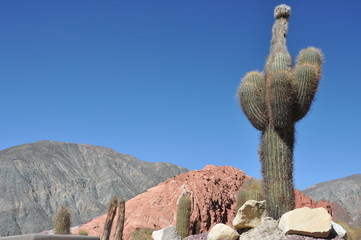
[151,226,181,240]
[232,200,266,229]
[207,223,239,240]
[279,207,332,238]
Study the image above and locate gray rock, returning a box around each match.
[151,226,181,240]
[0,141,188,236]
[239,217,285,240]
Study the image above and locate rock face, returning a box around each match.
[303,174,361,226]
[279,207,332,238]
[207,223,239,240]
[0,141,188,236]
[78,165,249,239]
[152,226,181,240]
[77,165,335,240]
[232,200,266,229]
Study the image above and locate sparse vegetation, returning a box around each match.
[131,228,155,240]
[237,4,323,219]
[236,178,264,211]
[78,230,88,235]
[54,205,71,234]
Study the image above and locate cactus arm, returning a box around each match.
[238,71,268,131]
[294,47,323,121]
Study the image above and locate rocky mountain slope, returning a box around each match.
[77,165,333,240]
[303,174,361,226]
[0,140,188,236]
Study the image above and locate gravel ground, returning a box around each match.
[184,233,208,240]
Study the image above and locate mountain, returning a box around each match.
[76,165,333,240]
[303,174,361,226]
[0,140,188,236]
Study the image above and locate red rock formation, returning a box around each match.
[75,166,334,240]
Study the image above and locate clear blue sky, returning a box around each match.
[1,0,360,190]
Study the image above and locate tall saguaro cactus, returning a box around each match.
[238,4,323,219]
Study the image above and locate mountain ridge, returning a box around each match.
[0,140,188,236]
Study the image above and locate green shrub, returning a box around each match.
[131,228,155,240]
[54,205,71,234]
[78,230,88,236]
[236,178,264,211]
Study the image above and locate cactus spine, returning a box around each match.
[238,4,323,219]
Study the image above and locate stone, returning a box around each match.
[239,217,285,240]
[183,233,208,240]
[331,221,347,239]
[207,223,239,240]
[151,226,181,240]
[279,207,332,238]
[232,200,266,229]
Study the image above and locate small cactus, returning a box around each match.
[238,4,323,219]
[54,205,71,234]
[114,198,126,240]
[176,194,192,239]
[101,197,118,240]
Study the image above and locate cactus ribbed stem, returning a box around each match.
[260,126,295,219]
[176,195,192,239]
[238,4,322,219]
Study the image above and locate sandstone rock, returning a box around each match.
[331,221,347,239]
[207,223,239,240]
[152,226,181,240]
[303,174,361,227]
[232,200,266,229]
[239,217,285,240]
[279,207,332,238]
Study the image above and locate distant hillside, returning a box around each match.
[0,140,188,236]
[303,174,361,226]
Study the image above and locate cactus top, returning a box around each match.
[274,4,291,19]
